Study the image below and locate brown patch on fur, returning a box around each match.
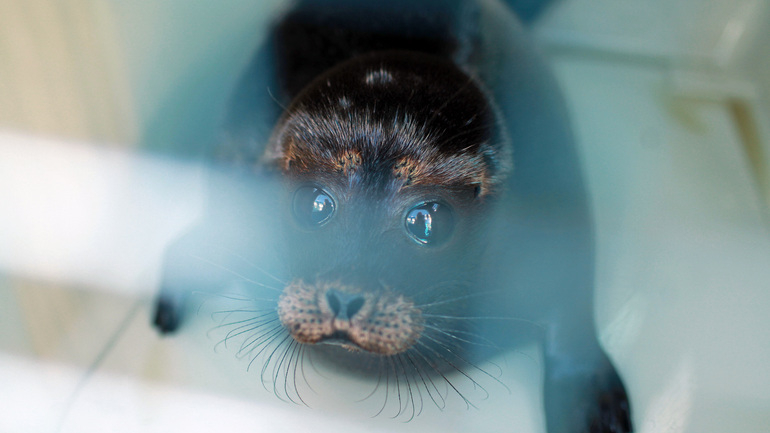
[271,116,496,196]
[393,155,491,196]
[277,280,424,355]
[277,137,362,176]
[261,52,510,197]
[334,149,362,175]
[392,157,419,185]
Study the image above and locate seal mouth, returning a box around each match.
[318,330,365,351]
[321,330,352,342]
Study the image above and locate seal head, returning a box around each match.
[266,52,507,357]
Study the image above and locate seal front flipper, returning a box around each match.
[152,170,283,335]
[152,225,222,334]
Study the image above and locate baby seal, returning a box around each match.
[153,1,633,432]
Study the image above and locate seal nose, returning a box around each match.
[325,289,365,320]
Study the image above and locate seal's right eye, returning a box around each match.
[292,185,336,229]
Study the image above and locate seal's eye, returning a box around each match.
[292,185,335,228]
[405,201,454,246]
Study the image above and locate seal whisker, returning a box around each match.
[399,354,421,422]
[257,334,290,390]
[222,315,279,344]
[412,279,474,294]
[416,289,505,309]
[392,355,413,422]
[357,358,386,403]
[192,290,270,319]
[306,348,328,380]
[242,324,284,364]
[210,308,275,321]
[404,352,445,411]
[207,293,279,304]
[423,324,499,348]
[421,323,499,350]
[258,334,292,403]
[415,339,491,402]
[189,253,283,293]
[421,325,508,380]
[284,342,306,406]
[234,323,278,359]
[211,315,276,350]
[283,341,308,407]
[411,345,476,410]
[286,341,304,405]
[270,340,291,402]
[399,355,417,421]
[422,314,546,331]
[204,243,289,286]
[266,86,290,114]
[276,340,300,405]
[390,354,404,419]
[293,345,312,406]
[372,357,391,418]
[273,339,292,403]
[410,363,426,418]
[419,335,511,396]
[214,317,265,350]
[297,344,317,397]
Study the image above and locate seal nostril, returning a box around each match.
[326,290,342,316]
[325,289,365,320]
[346,296,364,318]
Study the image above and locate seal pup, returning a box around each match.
[153,0,633,431]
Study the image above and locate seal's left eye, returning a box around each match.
[405,201,454,246]
[292,185,336,228]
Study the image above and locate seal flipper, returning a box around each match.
[153,292,185,333]
[591,367,632,433]
[543,332,632,433]
[152,170,283,335]
[152,225,226,334]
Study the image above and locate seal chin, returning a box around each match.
[277,279,424,356]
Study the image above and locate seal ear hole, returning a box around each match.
[473,185,481,198]
[404,201,455,246]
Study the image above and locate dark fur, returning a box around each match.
[153,1,632,432]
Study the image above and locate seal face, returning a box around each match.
[266,52,505,360]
